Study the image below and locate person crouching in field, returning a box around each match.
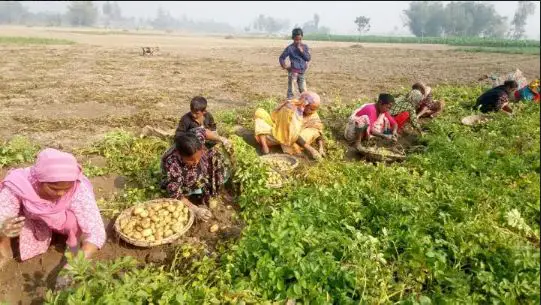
[161,128,229,222]
[279,28,311,99]
[412,82,445,118]
[475,80,518,115]
[0,149,106,271]
[254,91,325,160]
[175,96,231,150]
[514,79,540,103]
[344,93,398,150]
[389,89,424,135]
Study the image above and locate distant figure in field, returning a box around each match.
[279,28,311,99]
[475,80,518,115]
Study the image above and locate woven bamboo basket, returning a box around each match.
[114,198,195,248]
[260,154,300,173]
[357,143,406,162]
[461,114,490,126]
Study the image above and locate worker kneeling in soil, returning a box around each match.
[0,149,106,271]
[412,82,445,119]
[160,127,229,222]
[254,91,325,160]
[389,89,424,135]
[344,93,399,151]
[475,80,518,115]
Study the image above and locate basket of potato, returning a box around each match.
[357,145,406,162]
[260,154,299,173]
[114,198,195,247]
[266,168,285,189]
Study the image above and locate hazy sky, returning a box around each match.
[24,1,541,38]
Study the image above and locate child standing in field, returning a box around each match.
[279,28,311,99]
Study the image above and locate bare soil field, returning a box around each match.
[1,26,539,150]
[0,26,540,304]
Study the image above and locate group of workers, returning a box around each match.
[0,27,538,290]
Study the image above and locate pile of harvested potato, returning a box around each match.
[119,201,190,242]
[262,158,293,172]
[266,169,283,186]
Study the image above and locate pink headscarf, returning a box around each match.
[0,148,88,247]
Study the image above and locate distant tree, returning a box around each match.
[102,1,122,26]
[318,26,331,35]
[67,1,98,27]
[0,1,28,24]
[152,7,178,30]
[403,1,507,38]
[253,14,289,34]
[313,14,320,29]
[354,16,370,35]
[403,1,444,37]
[509,1,536,39]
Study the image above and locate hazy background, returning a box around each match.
[6,1,541,39]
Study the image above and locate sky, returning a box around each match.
[23,1,541,38]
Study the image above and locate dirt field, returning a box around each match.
[1,26,540,150]
[0,26,540,304]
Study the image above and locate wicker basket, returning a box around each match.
[114,198,195,248]
[461,114,490,126]
[357,143,406,162]
[260,154,299,173]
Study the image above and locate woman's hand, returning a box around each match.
[220,136,232,151]
[0,216,25,238]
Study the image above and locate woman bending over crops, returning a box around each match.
[389,89,424,134]
[514,79,540,103]
[475,80,518,115]
[412,82,445,118]
[160,127,229,222]
[254,91,325,160]
[344,93,398,150]
[0,149,106,269]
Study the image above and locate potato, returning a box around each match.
[164,229,174,237]
[136,226,144,232]
[142,228,153,237]
[151,215,160,223]
[209,224,219,233]
[172,210,180,218]
[167,205,177,213]
[139,209,149,218]
[146,235,155,242]
[142,222,151,229]
[132,207,144,216]
[133,232,142,240]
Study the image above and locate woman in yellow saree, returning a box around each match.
[254,91,324,160]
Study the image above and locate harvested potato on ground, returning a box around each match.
[210,224,219,233]
[263,158,293,172]
[266,170,282,186]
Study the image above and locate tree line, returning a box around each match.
[0,1,537,39]
[401,1,537,39]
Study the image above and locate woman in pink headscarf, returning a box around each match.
[254,91,325,160]
[0,148,106,268]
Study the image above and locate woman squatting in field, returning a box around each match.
[254,91,325,160]
[0,149,106,279]
[160,127,229,222]
[344,93,399,150]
